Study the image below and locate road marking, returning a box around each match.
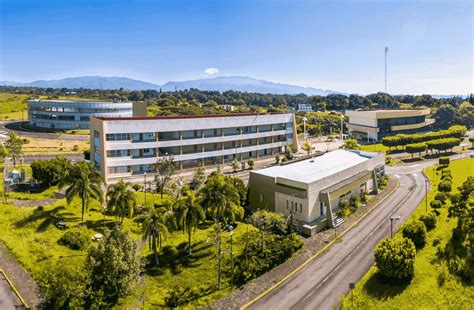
[394,175,400,178]
[240,178,401,310]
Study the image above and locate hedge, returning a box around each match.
[381,125,466,149]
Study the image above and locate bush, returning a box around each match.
[419,213,437,231]
[275,154,281,164]
[165,286,200,307]
[281,156,288,163]
[58,227,91,250]
[374,238,416,279]
[402,220,427,249]
[359,190,368,203]
[247,158,255,170]
[349,194,360,209]
[438,180,452,193]
[430,199,443,211]
[439,156,450,166]
[434,192,447,203]
[379,175,388,188]
[438,269,447,287]
[432,238,441,246]
[132,183,143,191]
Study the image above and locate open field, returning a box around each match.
[341,158,474,309]
[0,93,29,121]
[360,143,392,153]
[22,137,88,154]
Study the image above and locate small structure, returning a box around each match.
[248,149,385,236]
[346,109,435,141]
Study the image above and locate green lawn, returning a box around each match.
[0,93,29,120]
[341,158,474,309]
[0,187,259,308]
[360,143,391,153]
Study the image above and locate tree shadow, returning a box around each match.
[424,151,457,159]
[402,157,423,163]
[83,219,119,233]
[363,272,411,300]
[386,149,406,155]
[14,205,80,232]
[145,240,213,276]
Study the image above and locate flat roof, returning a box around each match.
[254,149,379,184]
[94,112,289,121]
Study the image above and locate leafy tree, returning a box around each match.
[247,158,255,170]
[249,210,286,249]
[106,179,137,223]
[405,142,427,159]
[374,237,416,279]
[4,132,24,166]
[58,162,104,222]
[285,145,294,160]
[190,166,206,190]
[341,139,360,150]
[434,192,447,203]
[402,220,427,249]
[155,155,175,198]
[302,141,312,155]
[430,199,443,211]
[31,157,71,187]
[438,180,452,193]
[177,190,206,254]
[87,226,143,305]
[419,213,437,231]
[275,154,280,164]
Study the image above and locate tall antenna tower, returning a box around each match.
[384,46,389,93]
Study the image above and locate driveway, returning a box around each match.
[247,161,431,310]
[0,121,89,141]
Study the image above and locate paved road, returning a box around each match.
[0,121,88,141]
[0,273,22,310]
[249,164,429,310]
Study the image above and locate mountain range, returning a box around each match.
[0,76,339,96]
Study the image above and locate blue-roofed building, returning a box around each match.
[248,149,385,236]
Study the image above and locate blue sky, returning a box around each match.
[0,0,472,95]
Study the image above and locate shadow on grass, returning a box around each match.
[83,219,119,233]
[14,205,80,232]
[363,272,411,300]
[386,149,406,155]
[424,151,457,160]
[145,240,213,277]
[402,157,424,163]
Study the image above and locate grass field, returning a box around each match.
[0,188,258,307]
[341,158,474,309]
[360,143,392,153]
[0,93,29,120]
[22,137,88,154]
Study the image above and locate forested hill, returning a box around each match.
[1,86,472,129]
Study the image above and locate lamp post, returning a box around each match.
[302,117,308,142]
[340,114,344,141]
[390,215,401,238]
[227,224,234,285]
[425,178,428,213]
[144,172,147,207]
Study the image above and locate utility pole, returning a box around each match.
[385,46,389,93]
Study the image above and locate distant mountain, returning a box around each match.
[0,75,340,96]
[161,76,338,96]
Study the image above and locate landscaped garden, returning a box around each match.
[341,157,474,309]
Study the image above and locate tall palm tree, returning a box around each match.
[106,179,137,223]
[177,190,205,254]
[58,162,104,222]
[135,207,170,266]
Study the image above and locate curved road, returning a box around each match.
[247,158,446,310]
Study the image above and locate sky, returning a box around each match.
[0,0,472,95]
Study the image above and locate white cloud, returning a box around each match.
[203,68,219,76]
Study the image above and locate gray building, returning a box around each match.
[249,149,385,236]
[28,99,146,130]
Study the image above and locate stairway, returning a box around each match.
[332,213,345,227]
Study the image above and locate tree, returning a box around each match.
[302,141,312,155]
[177,190,206,254]
[249,210,286,249]
[374,237,416,279]
[31,157,71,187]
[4,132,24,166]
[155,155,175,198]
[231,159,239,173]
[419,213,437,231]
[135,205,173,266]
[402,220,427,249]
[469,136,474,148]
[405,142,427,159]
[341,139,361,150]
[87,226,143,305]
[58,162,104,222]
[438,180,452,193]
[190,166,206,190]
[247,158,255,170]
[106,180,137,223]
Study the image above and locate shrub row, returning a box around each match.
[382,125,466,149]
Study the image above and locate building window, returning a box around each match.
[320,202,324,217]
[106,133,130,141]
[300,203,302,213]
[286,200,289,209]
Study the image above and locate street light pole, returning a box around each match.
[228,225,234,285]
[144,172,147,207]
[303,117,308,142]
[425,179,428,213]
[340,114,344,141]
[390,215,401,238]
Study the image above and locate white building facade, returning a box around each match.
[28,99,146,130]
[297,104,313,112]
[249,149,385,236]
[91,113,298,184]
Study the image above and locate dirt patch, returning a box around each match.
[210,177,398,309]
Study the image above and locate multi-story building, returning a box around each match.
[346,109,435,141]
[90,113,298,184]
[28,99,146,130]
[297,104,313,112]
[249,149,385,236]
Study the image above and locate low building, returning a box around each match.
[28,99,147,130]
[297,104,313,112]
[221,104,235,112]
[248,149,385,236]
[346,109,434,141]
[90,113,298,184]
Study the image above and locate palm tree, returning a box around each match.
[135,207,170,266]
[106,179,137,223]
[58,162,104,222]
[177,190,205,254]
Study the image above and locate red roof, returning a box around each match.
[94,113,286,121]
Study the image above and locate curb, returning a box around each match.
[0,268,29,309]
[240,177,400,310]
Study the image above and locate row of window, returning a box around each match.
[287,200,303,213]
[105,123,292,142]
[29,107,131,113]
